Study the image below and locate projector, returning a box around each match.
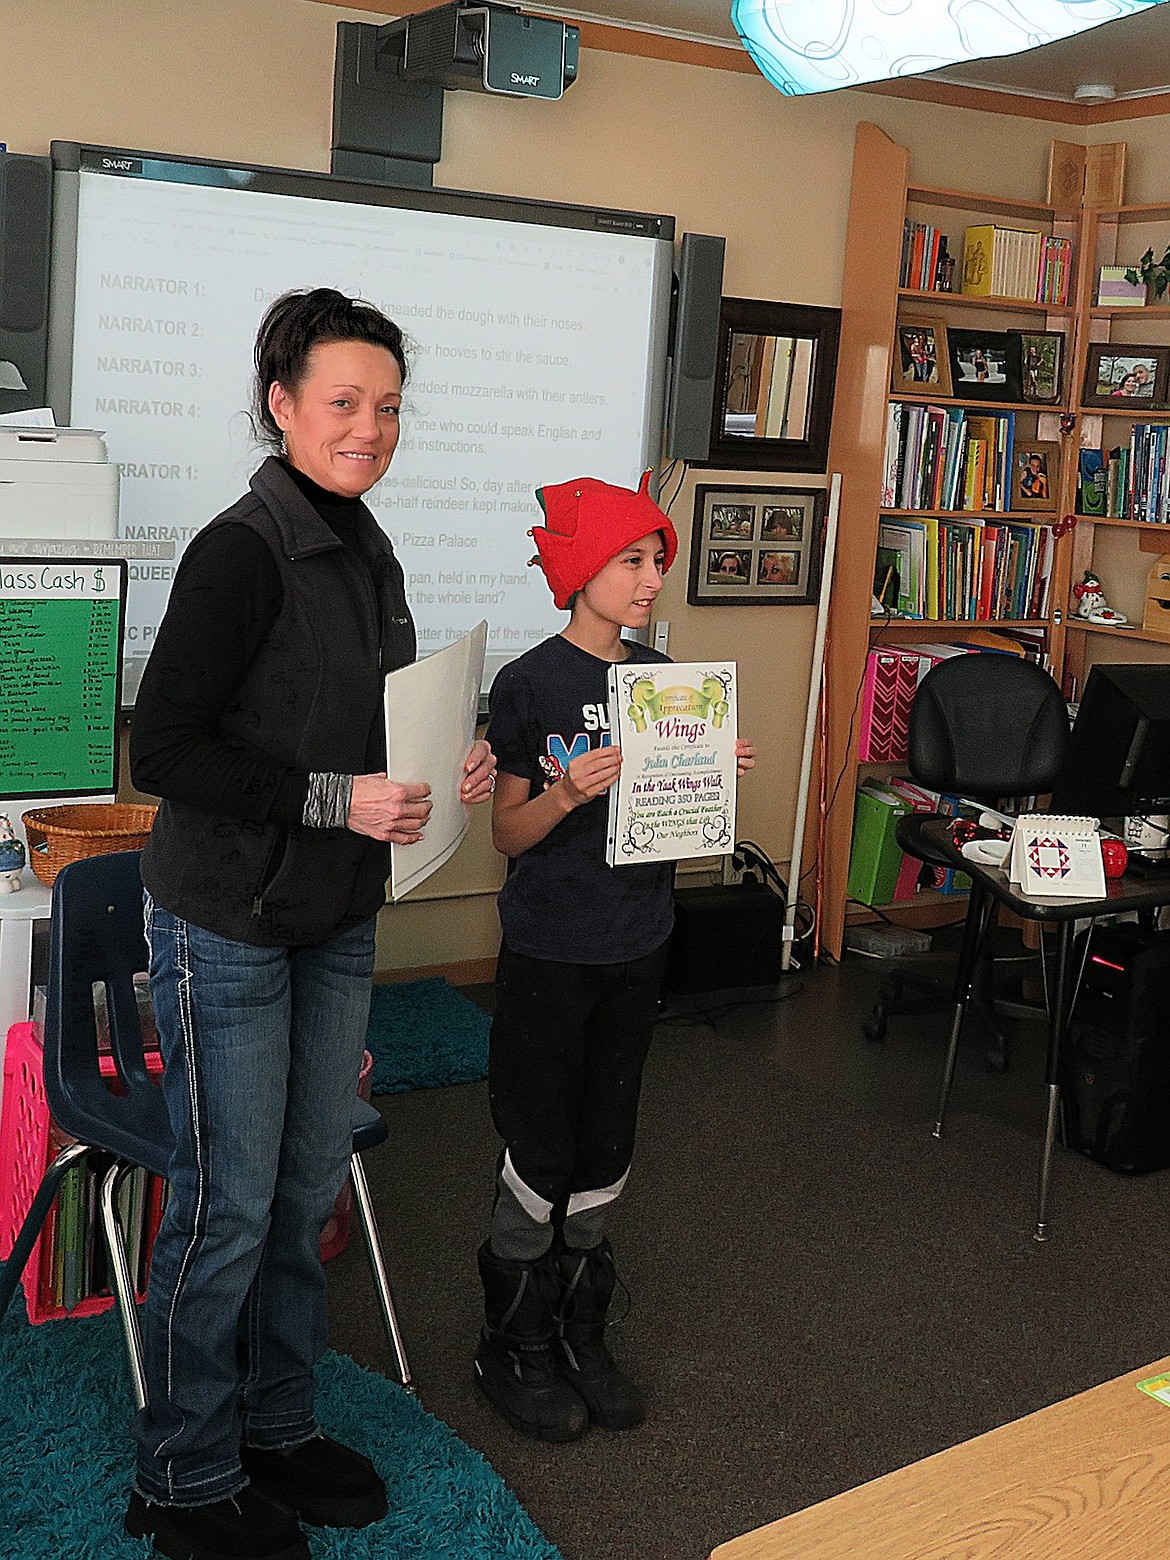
[399,2,579,99]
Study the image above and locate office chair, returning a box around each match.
[861,652,1070,1064]
[0,851,413,1401]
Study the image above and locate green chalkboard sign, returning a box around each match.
[0,560,127,800]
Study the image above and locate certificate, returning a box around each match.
[605,660,738,867]
[385,621,487,901]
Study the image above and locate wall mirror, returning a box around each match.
[703,297,840,472]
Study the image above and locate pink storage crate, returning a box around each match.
[0,1021,165,1323]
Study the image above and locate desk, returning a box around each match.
[709,1355,1170,1560]
[922,818,1170,1239]
[0,871,52,1110]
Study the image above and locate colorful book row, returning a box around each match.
[884,404,1016,513]
[900,221,953,292]
[40,1123,164,1313]
[961,225,1072,306]
[847,778,972,907]
[874,514,1052,624]
[1078,428,1170,524]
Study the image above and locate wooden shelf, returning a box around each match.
[1072,515,1170,531]
[1096,203,1170,224]
[1076,405,1170,418]
[868,617,1048,630]
[1088,305,1170,318]
[1064,620,1170,645]
[880,508,1054,525]
[891,393,1044,413]
[906,184,1057,220]
[897,288,1071,316]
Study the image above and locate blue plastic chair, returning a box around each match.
[0,851,412,1398]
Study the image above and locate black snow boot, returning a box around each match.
[555,1238,645,1429]
[474,1241,589,1443]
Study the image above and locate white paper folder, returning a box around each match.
[385,621,487,901]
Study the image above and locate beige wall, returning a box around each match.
[1,1,1135,970]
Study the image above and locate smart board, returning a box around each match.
[47,143,675,701]
[0,557,125,798]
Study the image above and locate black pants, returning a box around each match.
[487,940,668,1261]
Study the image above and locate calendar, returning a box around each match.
[1008,814,1106,899]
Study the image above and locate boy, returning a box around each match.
[476,472,754,1442]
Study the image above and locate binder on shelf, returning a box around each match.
[847,783,911,906]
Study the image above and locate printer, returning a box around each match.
[0,425,119,540]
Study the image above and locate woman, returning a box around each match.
[128,288,494,1560]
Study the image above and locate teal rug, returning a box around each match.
[366,979,490,1096]
[1,1306,559,1560]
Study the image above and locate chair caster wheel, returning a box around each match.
[863,1008,887,1043]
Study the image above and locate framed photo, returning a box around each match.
[1081,343,1168,408]
[947,328,1022,402]
[1015,330,1064,405]
[688,485,825,606]
[1010,440,1060,513]
[891,317,951,396]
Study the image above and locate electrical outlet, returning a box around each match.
[653,620,669,653]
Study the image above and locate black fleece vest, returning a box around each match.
[141,458,416,947]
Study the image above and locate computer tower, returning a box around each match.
[1060,922,1170,1173]
[664,880,784,993]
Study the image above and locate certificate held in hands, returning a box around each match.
[384,621,487,900]
[605,660,738,867]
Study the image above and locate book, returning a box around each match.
[1008,814,1106,898]
[1078,450,1106,516]
[604,660,738,867]
[1097,265,1146,307]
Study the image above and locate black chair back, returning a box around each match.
[43,851,173,1177]
[908,653,1069,801]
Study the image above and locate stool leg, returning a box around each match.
[934,881,991,1139]
[349,1153,414,1392]
[0,1140,91,1324]
[100,1162,146,1410]
[1035,921,1076,1243]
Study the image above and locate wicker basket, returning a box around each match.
[22,803,158,886]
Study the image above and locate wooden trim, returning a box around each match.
[306,0,757,73]
[821,123,910,963]
[308,2,1170,106]
[374,956,496,987]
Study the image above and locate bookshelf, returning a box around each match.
[1063,201,1170,696]
[820,124,1085,959]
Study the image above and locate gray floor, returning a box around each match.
[325,957,1170,1560]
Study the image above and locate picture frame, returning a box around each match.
[946,328,1022,402]
[688,485,825,606]
[1081,343,1169,408]
[890,317,951,397]
[1015,329,1064,405]
[1010,439,1060,513]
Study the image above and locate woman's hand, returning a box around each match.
[347,773,432,844]
[561,745,623,808]
[735,738,757,777]
[461,739,497,805]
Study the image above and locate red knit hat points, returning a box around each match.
[528,470,678,610]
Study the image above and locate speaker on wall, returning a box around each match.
[664,232,725,463]
[0,152,52,411]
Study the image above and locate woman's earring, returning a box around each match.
[280,433,288,458]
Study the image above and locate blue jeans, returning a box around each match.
[132,898,376,1506]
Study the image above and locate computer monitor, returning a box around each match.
[1052,663,1170,820]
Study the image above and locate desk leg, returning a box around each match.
[933,879,991,1140]
[1035,920,1073,1244]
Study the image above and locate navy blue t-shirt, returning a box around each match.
[487,634,675,964]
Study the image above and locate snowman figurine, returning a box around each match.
[1073,569,1128,627]
[0,814,25,893]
